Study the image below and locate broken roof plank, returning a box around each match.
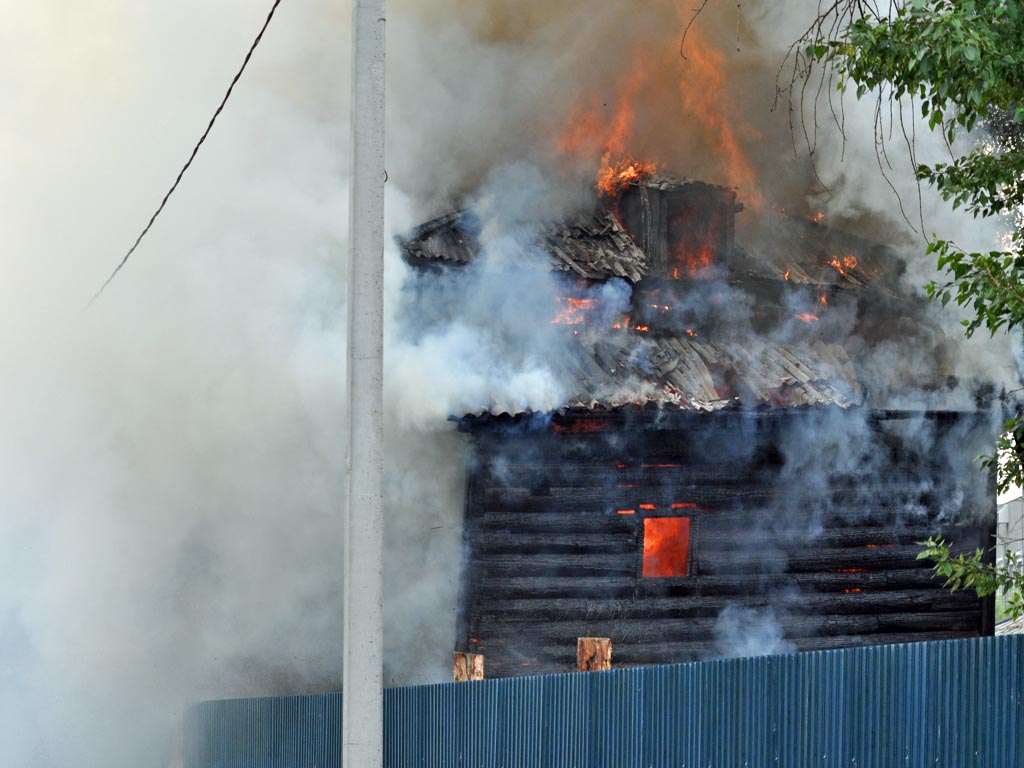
[399,209,650,282]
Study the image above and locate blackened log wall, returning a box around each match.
[457,409,995,678]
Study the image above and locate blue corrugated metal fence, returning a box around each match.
[185,635,1024,767]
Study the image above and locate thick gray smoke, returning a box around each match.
[714,607,796,658]
[1,2,354,766]
[1,0,1019,766]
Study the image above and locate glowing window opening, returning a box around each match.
[642,516,691,578]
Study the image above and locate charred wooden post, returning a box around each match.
[453,652,485,682]
[577,637,612,672]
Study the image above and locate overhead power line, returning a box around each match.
[88,0,285,307]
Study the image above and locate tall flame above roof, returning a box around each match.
[555,24,764,207]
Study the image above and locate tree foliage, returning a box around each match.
[812,0,1024,339]
[919,536,1024,620]
[797,0,1024,617]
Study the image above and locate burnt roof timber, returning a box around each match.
[453,407,988,434]
[398,208,650,282]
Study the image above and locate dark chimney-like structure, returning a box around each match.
[618,177,742,279]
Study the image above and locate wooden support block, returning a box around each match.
[453,652,485,682]
[577,637,612,672]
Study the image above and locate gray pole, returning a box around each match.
[344,0,385,765]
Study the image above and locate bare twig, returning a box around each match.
[680,0,712,59]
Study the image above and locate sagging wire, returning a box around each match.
[87,0,286,308]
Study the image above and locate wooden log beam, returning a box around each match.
[477,495,944,524]
[696,526,936,549]
[477,465,937,495]
[476,589,981,622]
[478,553,634,577]
[472,570,952,601]
[473,610,979,646]
[477,530,635,555]
[475,575,637,599]
[473,545,932,578]
[697,545,930,574]
[474,524,938,552]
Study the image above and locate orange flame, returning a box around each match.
[642,517,691,578]
[551,419,608,435]
[559,55,659,197]
[828,255,859,277]
[551,296,597,325]
[812,211,826,223]
[559,27,765,205]
[597,159,658,197]
[676,26,764,212]
[612,316,649,333]
[795,313,819,323]
[674,240,713,277]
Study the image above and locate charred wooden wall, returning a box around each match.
[456,409,996,678]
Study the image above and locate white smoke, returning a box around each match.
[1,2,353,766]
[713,606,796,658]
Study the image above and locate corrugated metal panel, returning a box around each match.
[465,333,863,418]
[185,635,1024,767]
[184,693,341,768]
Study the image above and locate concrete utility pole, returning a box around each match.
[344,0,386,765]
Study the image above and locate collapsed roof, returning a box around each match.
[400,175,901,289]
[466,332,863,419]
[398,174,930,420]
[399,208,650,282]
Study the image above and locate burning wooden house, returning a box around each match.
[399,173,997,678]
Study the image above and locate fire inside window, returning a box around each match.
[642,516,691,578]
